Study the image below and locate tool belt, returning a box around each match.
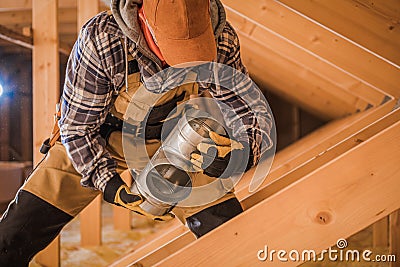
[40,90,186,154]
[99,91,185,141]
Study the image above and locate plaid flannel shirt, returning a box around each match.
[60,11,273,192]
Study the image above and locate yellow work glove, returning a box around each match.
[190,131,252,178]
[104,175,175,221]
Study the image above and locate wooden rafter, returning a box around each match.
[1,0,77,10]
[277,0,400,65]
[243,106,400,209]
[0,25,71,55]
[32,0,60,265]
[77,0,102,248]
[224,0,400,98]
[0,25,33,50]
[156,111,400,266]
[224,10,388,119]
[222,0,399,121]
[0,8,77,26]
[353,0,400,23]
[0,0,109,11]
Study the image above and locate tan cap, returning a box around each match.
[143,0,217,66]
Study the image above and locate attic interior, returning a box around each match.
[0,0,399,266]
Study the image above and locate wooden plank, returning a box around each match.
[80,195,102,246]
[0,0,76,10]
[225,10,386,119]
[113,206,131,231]
[32,0,60,265]
[77,0,102,248]
[235,99,395,196]
[0,24,34,50]
[239,33,367,119]
[58,23,79,35]
[18,60,33,161]
[0,0,108,11]
[0,10,32,25]
[0,8,76,25]
[223,0,400,98]
[113,170,132,231]
[389,210,400,267]
[156,118,400,266]
[112,101,395,267]
[0,25,71,55]
[0,95,10,160]
[373,217,388,248]
[132,231,195,267]
[77,0,100,30]
[110,222,193,267]
[229,12,387,107]
[242,107,400,210]
[278,0,400,65]
[109,220,184,267]
[353,0,400,22]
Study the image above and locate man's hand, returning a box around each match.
[104,175,175,221]
[114,184,143,209]
[190,131,252,178]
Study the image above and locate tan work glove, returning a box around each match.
[190,131,252,178]
[104,174,175,221]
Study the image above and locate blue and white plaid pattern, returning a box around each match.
[60,11,273,191]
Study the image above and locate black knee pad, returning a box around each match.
[0,190,73,266]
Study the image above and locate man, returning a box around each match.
[0,0,272,265]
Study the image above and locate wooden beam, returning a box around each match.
[113,206,131,231]
[32,0,60,266]
[59,22,79,35]
[80,195,102,246]
[17,59,33,161]
[242,106,400,210]
[132,231,195,267]
[0,96,10,160]
[277,0,400,65]
[0,25,33,50]
[77,0,102,248]
[113,170,132,231]
[0,0,76,10]
[223,0,400,99]
[110,222,193,267]
[0,10,32,26]
[0,8,77,26]
[389,210,400,267]
[77,0,100,30]
[372,217,388,248]
[0,0,108,11]
[109,220,183,266]
[236,99,395,198]
[32,0,60,161]
[111,101,396,266]
[353,0,400,22]
[0,25,71,55]
[225,9,387,119]
[156,117,400,266]
[239,32,367,119]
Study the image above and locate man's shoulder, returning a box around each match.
[217,21,239,49]
[79,11,124,40]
